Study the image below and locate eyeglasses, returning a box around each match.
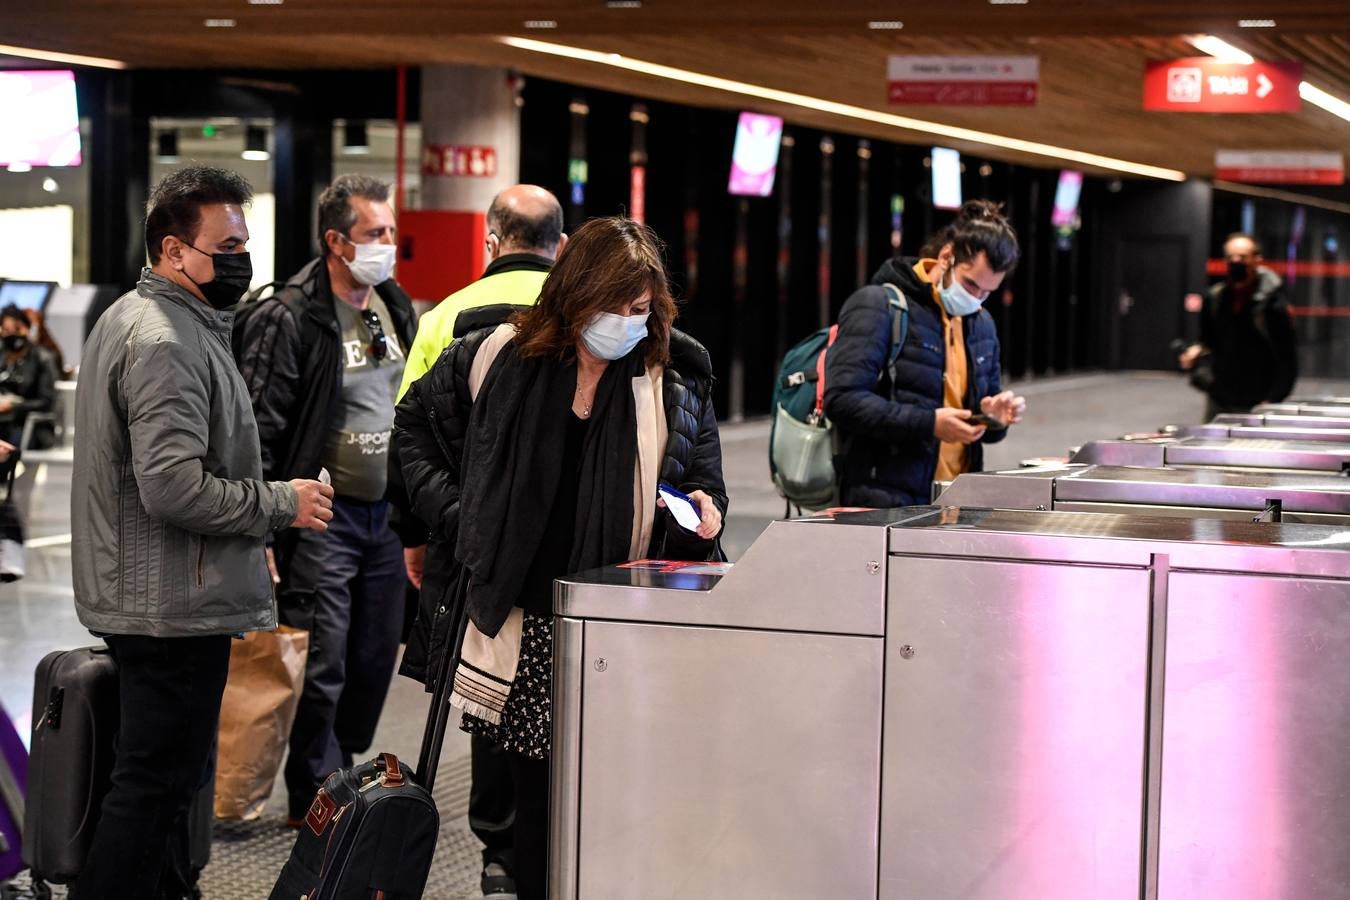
[360,308,388,363]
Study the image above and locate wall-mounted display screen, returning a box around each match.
[0,280,56,310]
[931,147,962,211]
[0,70,82,167]
[728,112,784,197]
[1051,169,1084,228]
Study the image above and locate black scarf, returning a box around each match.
[455,339,645,637]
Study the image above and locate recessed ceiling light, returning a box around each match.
[0,42,126,69]
[204,18,237,27]
[242,125,269,161]
[502,37,1187,180]
[868,21,904,29]
[524,20,558,29]
[989,0,1030,5]
[248,0,284,4]
[42,177,58,193]
[606,1,642,7]
[1238,18,1276,27]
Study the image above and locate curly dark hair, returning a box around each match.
[144,166,253,265]
[920,199,1020,274]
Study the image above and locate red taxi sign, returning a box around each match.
[1143,58,1302,113]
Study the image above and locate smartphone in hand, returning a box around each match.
[967,412,1007,430]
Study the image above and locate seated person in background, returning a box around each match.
[26,308,73,380]
[0,305,59,452]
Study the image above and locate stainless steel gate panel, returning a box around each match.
[572,621,884,900]
[1158,572,1350,900]
[1215,413,1350,430]
[1052,501,1349,525]
[880,556,1151,900]
[1163,438,1350,472]
[1051,465,1350,514]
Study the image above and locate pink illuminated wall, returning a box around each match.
[0,70,82,167]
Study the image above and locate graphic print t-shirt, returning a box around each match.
[322,294,406,501]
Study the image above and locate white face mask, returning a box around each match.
[342,239,397,287]
[938,261,985,317]
[582,311,650,361]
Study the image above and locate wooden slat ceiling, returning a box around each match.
[4,1,1349,180]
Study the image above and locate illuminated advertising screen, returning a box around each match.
[0,70,81,167]
[931,147,962,211]
[728,112,784,197]
[1051,169,1084,228]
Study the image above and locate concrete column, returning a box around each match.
[400,65,521,300]
[421,65,520,210]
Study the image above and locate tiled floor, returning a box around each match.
[3,370,1347,898]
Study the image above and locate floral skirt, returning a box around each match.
[461,610,553,760]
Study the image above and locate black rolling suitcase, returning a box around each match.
[270,594,464,900]
[22,645,215,894]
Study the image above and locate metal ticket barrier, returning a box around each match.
[935,463,1350,524]
[1180,418,1350,443]
[1071,436,1350,473]
[1258,398,1350,415]
[549,508,1350,899]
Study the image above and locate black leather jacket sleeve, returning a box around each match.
[237,300,301,481]
[659,388,728,559]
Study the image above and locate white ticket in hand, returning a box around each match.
[658,483,702,533]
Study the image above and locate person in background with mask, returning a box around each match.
[395,217,727,899]
[71,165,333,898]
[0,305,59,452]
[1179,232,1297,419]
[825,199,1026,507]
[236,174,416,826]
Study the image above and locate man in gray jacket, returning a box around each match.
[71,166,333,899]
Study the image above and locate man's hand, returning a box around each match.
[980,390,1027,426]
[290,479,335,532]
[0,440,13,463]
[1179,343,1204,371]
[934,408,987,444]
[656,489,724,540]
[405,545,426,590]
[265,546,280,585]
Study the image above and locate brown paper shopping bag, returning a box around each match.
[214,626,309,820]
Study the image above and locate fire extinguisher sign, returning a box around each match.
[422,145,499,177]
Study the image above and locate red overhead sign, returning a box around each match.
[1215,151,1344,185]
[422,144,498,178]
[888,56,1039,106]
[1143,58,1302,112]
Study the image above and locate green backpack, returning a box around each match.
[769,283,908,511]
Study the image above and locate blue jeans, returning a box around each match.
[281,497,405,816]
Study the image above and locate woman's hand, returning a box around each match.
[657,488,723,540]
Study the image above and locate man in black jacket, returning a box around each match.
[1179,232,1297,419]
[237,174,417,823]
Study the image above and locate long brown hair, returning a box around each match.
[513,216,676,366]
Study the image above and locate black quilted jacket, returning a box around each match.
[393,327,728,685]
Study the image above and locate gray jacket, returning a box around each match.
[72,270,298,636]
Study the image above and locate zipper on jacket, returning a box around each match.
[196,536,206,590]
[426,403,457,466]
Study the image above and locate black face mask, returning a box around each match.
[182,242,253,310]
[2,335,27,353]
[1226,260,1250,285]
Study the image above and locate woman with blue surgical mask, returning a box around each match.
[824,199,1028,509]
[393,216,728,899]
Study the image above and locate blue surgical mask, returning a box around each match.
[938,268,984,317]
[582,311,650,360]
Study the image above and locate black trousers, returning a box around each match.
[74,633,232,900]
[509,753,551,900]
[469,734,516,871]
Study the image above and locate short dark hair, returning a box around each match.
[1224,232,1263,256]
[317,174,391,256]
[921,199,1020,274]
[487,192,564,252]
[145,166,253,265]
[0,305,30,329]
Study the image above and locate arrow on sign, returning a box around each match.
[1257,73,1274,98]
